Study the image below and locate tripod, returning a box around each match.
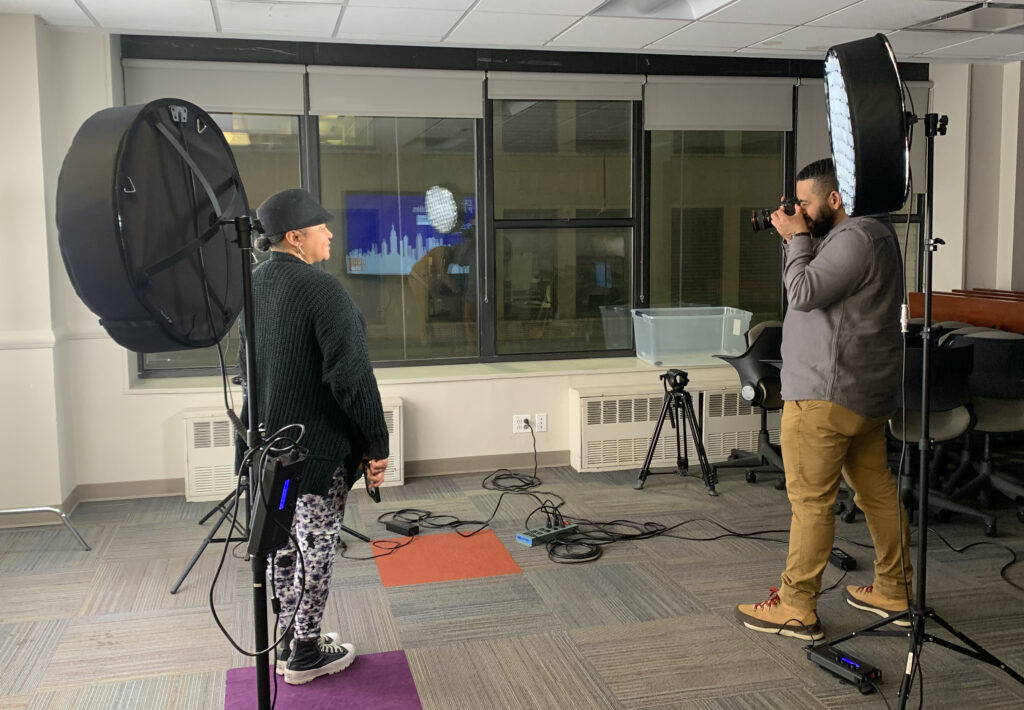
[635,369,718,496]
[812,114,1024,707]
[171,451,374,595]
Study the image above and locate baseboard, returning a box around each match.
[0,478,186,529]
[405,450,570,477]
[0,454,570,529]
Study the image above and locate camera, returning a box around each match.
[661,368,689,391]
[751,198,797,233]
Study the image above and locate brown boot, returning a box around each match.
[844,585,910,627]
[735,587,823,641]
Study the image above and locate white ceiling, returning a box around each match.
[1,0,1022,61]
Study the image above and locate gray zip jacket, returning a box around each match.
[780,214,903,419]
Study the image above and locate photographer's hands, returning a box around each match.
[771,197,811,243]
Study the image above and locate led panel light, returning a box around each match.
[424,184,463,234]
[823,33,910,216]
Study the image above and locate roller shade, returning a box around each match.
[122,60,304,115]
[644,76,796,131]
[309,67,485,118]
[797,79,931,187]
[486,72,643,101]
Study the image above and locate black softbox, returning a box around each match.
[56,98,247,352]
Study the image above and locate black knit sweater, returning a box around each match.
[239,251,389,496]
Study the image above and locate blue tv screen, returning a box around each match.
[342,192,475,276]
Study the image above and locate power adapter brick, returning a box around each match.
[385,520,419,536]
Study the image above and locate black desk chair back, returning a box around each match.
[713,321,785,488]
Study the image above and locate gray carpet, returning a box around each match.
[2,464,1024,709]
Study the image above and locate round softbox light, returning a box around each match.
[823,33,909,216]
[57,98,248,352]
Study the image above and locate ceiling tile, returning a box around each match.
[348,0,473,8]
[810,0,977,31]
[219,0,340,37]
[591,0,732,20]
[707,0,860,25]
[922,32,1024,58]
[446,11,578,46]
[474,0,604,15]
[885,29,986,55]
[548,16,688,49]
[0,0,93,27]
[337,6,463,41]
[85,0,216,33]
[752,24,891,53]
[650,20,791,49]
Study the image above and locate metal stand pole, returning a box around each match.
[808,113,1024,705]
[235,215,273,710]
[0,506,90,550]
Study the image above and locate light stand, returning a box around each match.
[812,113,1024,707]
[234,215,274,710]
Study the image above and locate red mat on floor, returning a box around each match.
[373,529,522,587]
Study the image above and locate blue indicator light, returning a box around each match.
[840,656,861,668]
[279,479,291,510]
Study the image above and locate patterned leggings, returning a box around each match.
[270,467,349,641]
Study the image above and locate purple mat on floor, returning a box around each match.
[225,650,422,710]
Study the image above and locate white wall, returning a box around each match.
[996,62,1024,290]
[930,63,970,292]
[0,15,62,508]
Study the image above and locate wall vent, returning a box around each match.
[184,412,237,502]
[570,387,779,473]
[183,397,403,502]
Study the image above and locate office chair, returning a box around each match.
[941,331,1024,524]
[713,321,785,489]
[889,343,997,536]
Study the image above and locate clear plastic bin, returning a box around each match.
[631,307,752,366]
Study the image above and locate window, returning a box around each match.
[139,113,301,376]
[649,130,785,325]
[319,116,478,362]
[492,100,634,355]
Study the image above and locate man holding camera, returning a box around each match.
[735,158,912,641]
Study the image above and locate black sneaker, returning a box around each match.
[284,637,356,685]
[275,631,341,675]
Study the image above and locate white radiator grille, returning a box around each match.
[572,388,780,473]
[184,413,237,502]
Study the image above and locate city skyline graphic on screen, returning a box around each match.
[343,192,474,276]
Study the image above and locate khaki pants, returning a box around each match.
[779,400,912,611]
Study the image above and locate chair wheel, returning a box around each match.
[833,502,846,516]
[1016,509,1024,524]
[841,510,857,524]
[984,523,997,537]
[774,479,786,491]
[745,471,757,483]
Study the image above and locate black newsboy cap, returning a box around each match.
[256,188,334,237]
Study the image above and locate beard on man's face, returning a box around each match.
[809,203,835,238]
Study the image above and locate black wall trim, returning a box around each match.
[120,35,929,81]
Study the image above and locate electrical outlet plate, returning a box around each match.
[533,413,547,432]
[512,414,530,433]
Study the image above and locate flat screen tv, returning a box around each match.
[342,192,475,276]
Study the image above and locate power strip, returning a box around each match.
[515,523,578,547]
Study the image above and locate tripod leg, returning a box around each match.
[171,489,240,594]
[682,392,718,496]
[637,393,673,490]
[674,394,688,475]
[198,488,237,525]
[340,524,371,543]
